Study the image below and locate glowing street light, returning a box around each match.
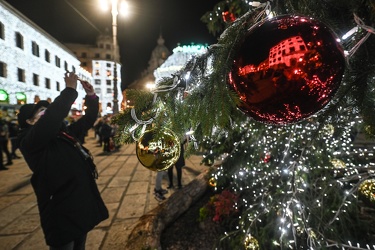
[99,0,129,114]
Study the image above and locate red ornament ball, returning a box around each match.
[222,11,236,23]
[228,15,345,125]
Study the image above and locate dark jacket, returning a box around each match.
[18,88,108,247]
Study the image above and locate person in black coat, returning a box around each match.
[17,72,108,250]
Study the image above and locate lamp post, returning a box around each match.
[100,0,128,114]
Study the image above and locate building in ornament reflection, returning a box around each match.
[0,1,121,116]
[239,36,307,76]
[269,36,307,68]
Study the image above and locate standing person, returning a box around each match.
[100,116,113,153]
[17,72,108,250]
[8,119,21,159]
[167,142,185,189]
[0,118,12,166]
[154,171,168,201]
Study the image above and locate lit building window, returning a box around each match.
[106,70,112,77]
[95,70,100,76]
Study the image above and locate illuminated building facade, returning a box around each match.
[0,0,88,112]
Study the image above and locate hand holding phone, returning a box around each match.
[79,80,95,96]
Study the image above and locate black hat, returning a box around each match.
[17,100,50,129]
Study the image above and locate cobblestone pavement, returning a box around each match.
[0,130,207,250]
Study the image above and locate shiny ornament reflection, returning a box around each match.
[136,128,181,171]
[228,15,345,125]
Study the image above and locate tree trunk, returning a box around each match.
[125,170,210,250]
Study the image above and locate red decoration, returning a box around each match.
[222,11,236,23]
[263,153,271,163]
[228,15,345,125]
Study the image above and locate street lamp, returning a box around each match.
[99,0,129,114]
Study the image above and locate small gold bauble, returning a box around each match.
[208,177,217,187]
[244,234,259,250]
[136,128,181,171]
[359,179,375,204]
[330,158,346,169]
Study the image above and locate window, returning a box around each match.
[64,61,68,71]
[45,50,50,62]
[72,66,76,73]
[106,63,111,68]
[106,80,111,86]
[106,54,111,60]
[99,44,103,48]
[106,88,112,94]
[33,73,39,86]
[81,62,87,67]
[55,56,61,67]
[95,70,100,76]
[0,22,4,40]
[106,44,111,49]
[17,68,25,82]
[0,62,6,77]
[106,70,112,77]
[95,79,101,85]
[95,53,100,58]
[15,32,23,49]
[45,78,51,89]
[56,81,60,91]
[81,52,87,58]
[94,88,101,94]
[31,41,40,57]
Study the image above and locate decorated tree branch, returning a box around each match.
[114,0,375,249]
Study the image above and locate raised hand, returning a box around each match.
[64,71,78,90]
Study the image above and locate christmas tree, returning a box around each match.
[113,0,375,249]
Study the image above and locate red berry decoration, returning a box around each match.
[228,15,346,125]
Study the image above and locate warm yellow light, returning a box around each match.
[99,0,109,11]
[146,82,156,90]
[119,1,129,16]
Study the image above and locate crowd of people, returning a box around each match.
[93,115,119,153]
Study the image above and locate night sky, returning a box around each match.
[4,0,219,88]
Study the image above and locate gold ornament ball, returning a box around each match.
[136,128,181,171]
[208,177,217,187]
[330,158,346,169]
[359,179,375,204]
[244,235,259,250]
